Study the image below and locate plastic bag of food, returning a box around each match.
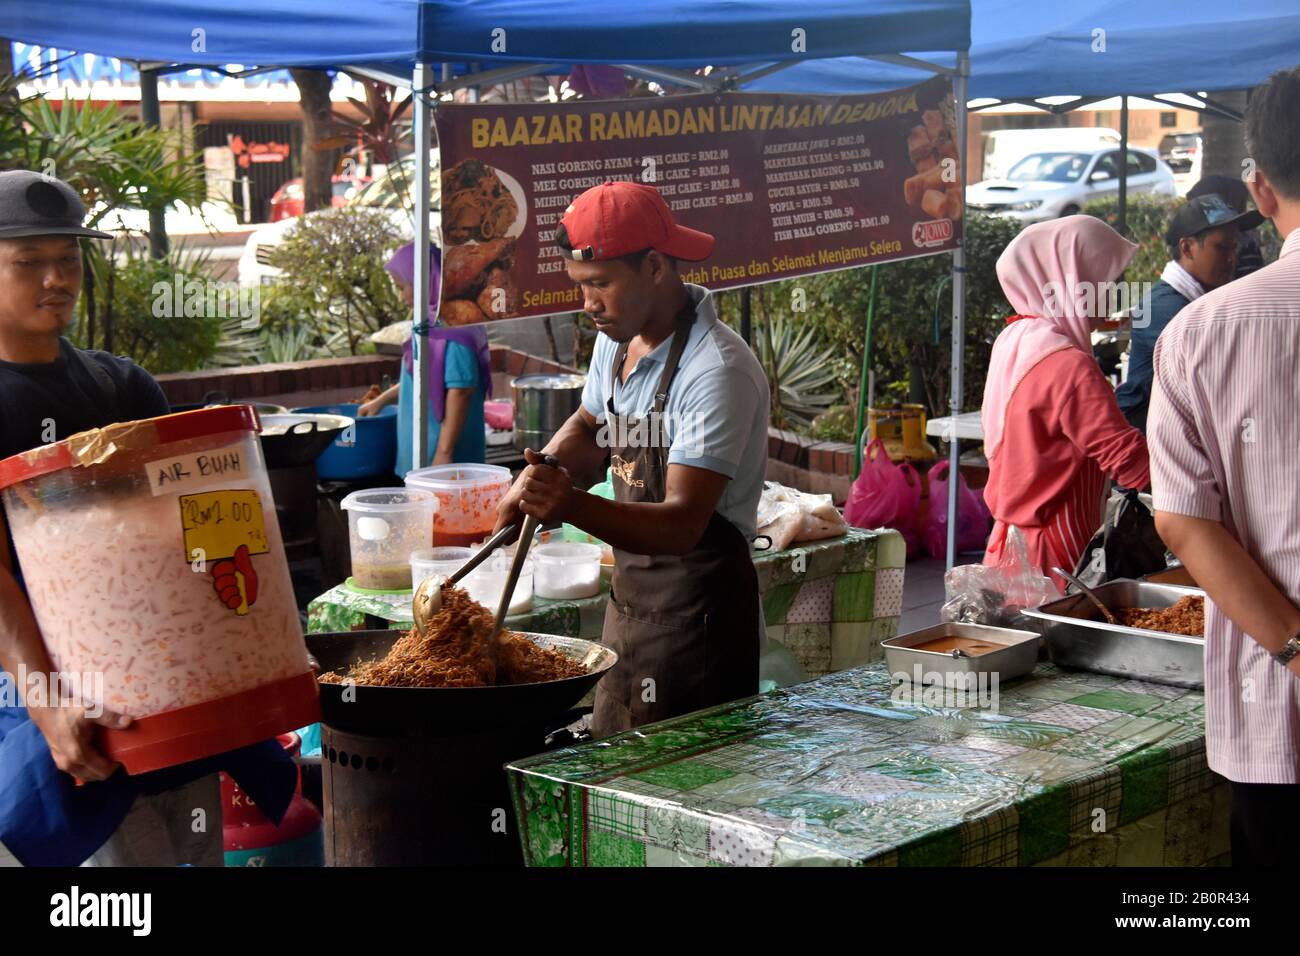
[921,461,993,559]
[755,482,849,551]
[940,525,1058,627]
[1071,488,1170,588]
[844,439,923,554]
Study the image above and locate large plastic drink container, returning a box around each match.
[0,406,320,774]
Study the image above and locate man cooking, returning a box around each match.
[494,181,770,736]
[0,170,292,866]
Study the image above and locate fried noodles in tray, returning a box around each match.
[319,586,585,687]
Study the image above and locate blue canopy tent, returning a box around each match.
[743,0,1300,100]
[2,0,976,559]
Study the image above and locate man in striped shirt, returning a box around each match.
[1148,67,1300,867]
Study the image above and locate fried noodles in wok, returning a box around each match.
[319,586,585,687]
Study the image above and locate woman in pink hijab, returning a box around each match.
[981,216,1150,592]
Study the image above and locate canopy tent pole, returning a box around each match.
[853,264,880,478]
[411,59,433,472]
[946,50,970,570]
[1117,95,1130,235]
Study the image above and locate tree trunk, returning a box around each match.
[290,68,335,214]
[1200,89,1250,180]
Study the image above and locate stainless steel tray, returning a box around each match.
[1021,580,1204,688]
[882,622,1040,687]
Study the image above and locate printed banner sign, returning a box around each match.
[433,74,962,323]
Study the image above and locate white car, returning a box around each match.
[966,148,1177,224]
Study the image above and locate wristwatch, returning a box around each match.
[1275,634,1300,666]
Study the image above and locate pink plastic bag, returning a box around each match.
[844,439,923,555]
[922,461,993,559]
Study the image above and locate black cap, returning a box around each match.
[1165,193,1263,248]
[0,170,112,240]
[1186,175,1250,213]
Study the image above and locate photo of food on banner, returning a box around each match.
[903,94,963,222]
[439,158,526,323]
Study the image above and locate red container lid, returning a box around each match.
[0,404,261,491]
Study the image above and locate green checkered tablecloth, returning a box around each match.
[306,582,586,637]
[506,662,1227,867]
[306,528,905,681]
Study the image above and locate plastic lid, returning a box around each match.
[0,404,261,491]
[341,487,437,513]
[404,463,511,491]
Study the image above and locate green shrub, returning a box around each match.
[1081,193,1183,285]
[68,243,222,372]
[263,206,407,353]
[716,212,1023,424]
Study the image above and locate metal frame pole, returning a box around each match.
[411,60,433,472]
[1117,95,1129,236]
[946,51,970,570]
[138,65,169,258]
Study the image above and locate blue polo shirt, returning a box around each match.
[581,284,770,540]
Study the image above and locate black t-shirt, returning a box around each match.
[0,337,170,463]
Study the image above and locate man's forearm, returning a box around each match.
[1156,512,1300,652]
[565,491,704,556]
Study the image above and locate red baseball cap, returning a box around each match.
[557,180,715,262]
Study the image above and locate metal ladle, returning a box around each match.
[1052,567,1119,625]
[411,522,521,636]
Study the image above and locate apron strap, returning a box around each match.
[652,306,696,415]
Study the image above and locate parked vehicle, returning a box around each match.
[1158,131,1201,174]
[980,127,1120,181]
[269,174,371,221]
[238,158,440,286]
[967,147,1177,224]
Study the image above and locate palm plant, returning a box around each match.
[754,307,843,429]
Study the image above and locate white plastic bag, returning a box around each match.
[755,482,849,550]
[940,525,1057,627]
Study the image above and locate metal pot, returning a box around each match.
[510,373,586,453]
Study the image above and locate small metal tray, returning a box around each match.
[1021,580,1204,688]
[882,622,1040,687]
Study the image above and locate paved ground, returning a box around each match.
[899,552,982,634]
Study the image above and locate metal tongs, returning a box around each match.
[412,455,560,649]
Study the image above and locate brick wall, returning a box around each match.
[154,346,581,411]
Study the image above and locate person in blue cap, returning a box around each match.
[0,170,294,866]
[1115,193,1262,433]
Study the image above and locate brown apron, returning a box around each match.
[591,303,761,738]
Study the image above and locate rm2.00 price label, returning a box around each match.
[178,489,269,564]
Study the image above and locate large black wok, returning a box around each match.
[258,412,353,469]
[307,629,618,734]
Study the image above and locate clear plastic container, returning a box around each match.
[532,541,602,600]
[409,546,472,591]
[404,463,512,547]
[0,405,319,774]
[463,547,533,615]
[341,488,437,590]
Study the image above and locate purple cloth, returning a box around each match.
[385,242,492,422]
[568,65,627,99]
